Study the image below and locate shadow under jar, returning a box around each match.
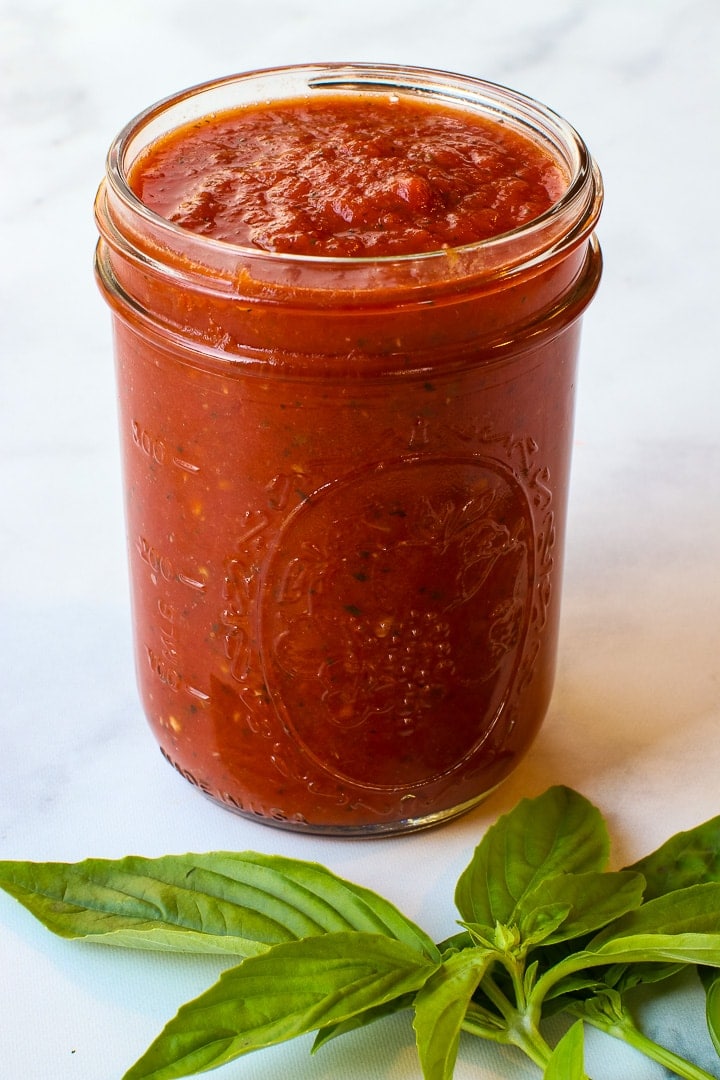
[95,63,603,835]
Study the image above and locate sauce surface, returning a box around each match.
[129,95,567,257]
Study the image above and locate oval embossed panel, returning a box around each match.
[261,457,536,790]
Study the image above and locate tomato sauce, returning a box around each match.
[96,67,602,833]
[129,97,567,256]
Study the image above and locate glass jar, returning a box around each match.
[95,63,602,835]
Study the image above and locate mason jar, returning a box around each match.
[95,63,602,834]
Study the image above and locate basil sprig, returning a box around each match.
[3,785,720,1079]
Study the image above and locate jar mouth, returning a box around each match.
[102,62,602,276]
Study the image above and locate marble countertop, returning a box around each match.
[2,1,719,1077]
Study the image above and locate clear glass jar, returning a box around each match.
[95,63,602,834]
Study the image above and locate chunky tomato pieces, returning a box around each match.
[130,96,567,256]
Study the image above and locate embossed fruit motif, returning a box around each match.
[263,459,534,788]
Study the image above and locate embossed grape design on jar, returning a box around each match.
[264,456,540,791]
[95,63,602,834]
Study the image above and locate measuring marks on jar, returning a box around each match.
[143,597,210,708]
[131,417,210,709]
[131,419,200,476]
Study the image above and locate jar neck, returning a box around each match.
[94,64,603,372]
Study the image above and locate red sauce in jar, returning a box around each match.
[97,71,601,833]
[129,96,567,256]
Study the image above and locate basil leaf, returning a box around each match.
[534,884,720,1005]
[542,962,685,1019]
[541,974,608,1012]
[603,960,685,993]
[590,882,720,949]
[554,884,720,974]
[544,1020,588,1079]
[312,993,415,1052]
[588,933,720,970]
[615,814,720,1061]
[121,932,439,1080]
[516,870,646,947]
[545,935,720,1005]
[455,787,609,926]
[699,968,720,1055]
[0,852,438,959]
[626,815,720,899]
[412,948,494,1080]
[518,904,573,949]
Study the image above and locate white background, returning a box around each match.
[1,1,719,1077]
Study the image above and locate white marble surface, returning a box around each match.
[2,1,720,1077]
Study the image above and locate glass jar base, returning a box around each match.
[198,784,506,837]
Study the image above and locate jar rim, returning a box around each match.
[101,62,602,275]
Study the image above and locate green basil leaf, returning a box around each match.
[590,882,720,948]
[563,884,720,973]
[518,904,573,948]
[541,974,608,1012]
[545,936,720,1002]
[544,1020,588,1079]
[0,852,439,959]
[312,993,415,1052]
[121,932,439,1080]
[626,815,720,899]
[603,960,685,993]
[542,962,685,1018]
[586,934,720,968]
[412,947,494,1080]
[535,885,720,1005]
[699,968,720,1055]
[454,787,609,926]
[516,871,646,947]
